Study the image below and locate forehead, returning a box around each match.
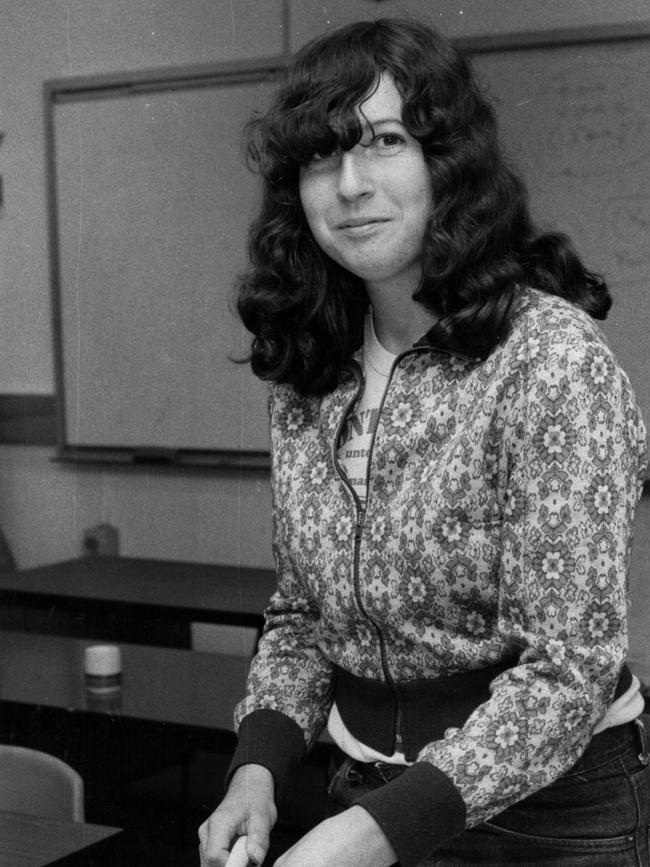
[357,72,404,124]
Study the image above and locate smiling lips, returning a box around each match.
[337,217,390,231]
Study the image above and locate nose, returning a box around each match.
[336,149,374,201]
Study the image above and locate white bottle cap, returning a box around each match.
[84,644,122,676]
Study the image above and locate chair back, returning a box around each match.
[0,745,84,821]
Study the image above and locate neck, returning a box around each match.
[366,280,436,355]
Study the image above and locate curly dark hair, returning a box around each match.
[236,17,611,395]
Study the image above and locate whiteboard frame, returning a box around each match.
[44,57,289,470]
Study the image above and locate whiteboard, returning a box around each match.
[47,63,284,467]
[471,33,650,427]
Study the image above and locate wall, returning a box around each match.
[0,0,284,569]
[290,0,650,45]
[0,0,648,656]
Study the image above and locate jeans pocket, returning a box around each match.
[474,751,648,865]
[483,818,636,856]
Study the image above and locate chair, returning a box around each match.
[0,745,84,821]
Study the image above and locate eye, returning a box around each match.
[378,133,405,147]
[370,132,407,155]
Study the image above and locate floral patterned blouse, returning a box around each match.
[230,287,648,866]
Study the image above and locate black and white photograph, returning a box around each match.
[0,2,649,865]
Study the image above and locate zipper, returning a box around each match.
[332,355,418,752]
[331,343,481,752]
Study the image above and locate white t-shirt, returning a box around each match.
[337,312,396,506]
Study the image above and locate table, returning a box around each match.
[0,629,251,835]
[0,630,330,860]
[0,628,249,733]
[0,556,276,646]
[0,811,122,867]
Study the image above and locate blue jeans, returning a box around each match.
[327,718,650,866]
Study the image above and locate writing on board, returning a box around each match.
[474,38,650,437]
[548,67,648,176]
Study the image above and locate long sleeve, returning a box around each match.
[356,313,648,863]
[228,388,335,793]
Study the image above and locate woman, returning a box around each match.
[199,18,648,867]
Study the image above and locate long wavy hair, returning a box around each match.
[236,18,611,395]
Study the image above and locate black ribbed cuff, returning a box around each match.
[358,762,466,867]
[226,708,308,800]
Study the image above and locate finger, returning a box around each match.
[200,815,239,867]
[201,844,231,867]
[198,820,214,867]
[198,819,209,848]
[245,815,272,866]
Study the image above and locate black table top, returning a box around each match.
[0,628,249,732]
[0,557,276,619]
[0,810,122,867]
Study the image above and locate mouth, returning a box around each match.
[337,217,390,230]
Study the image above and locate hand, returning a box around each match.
[198,764,277,867]
[273,806,397,867]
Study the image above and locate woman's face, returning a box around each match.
[298,72,433,295]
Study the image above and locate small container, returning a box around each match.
[84,644,122,693]
[82,523,119,557]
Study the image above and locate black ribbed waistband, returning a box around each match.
[334,658,516,761]
[334,661,633,763]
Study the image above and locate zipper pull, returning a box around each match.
[394,704,404,752]
[355,508,365,543]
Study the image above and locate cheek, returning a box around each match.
[400,158,432,212]
[412,171,433,218]
[298,177,321,229]
[406,191,433,240]
[299,189,332,252]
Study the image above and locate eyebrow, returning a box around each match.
[361,116,405,127]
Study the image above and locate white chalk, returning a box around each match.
[225,836,251,867]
